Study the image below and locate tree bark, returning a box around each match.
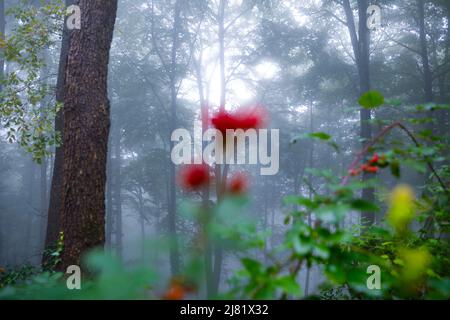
[44,0,74,264]
[59,0,118,270]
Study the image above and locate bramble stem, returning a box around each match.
[342,121,447,191]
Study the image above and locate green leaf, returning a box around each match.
[350,199,380,212]
[274,276,301,296]
[241,258,262,275]
[308,132,331,140]
[390,161,401,178]
[358,91,384,109]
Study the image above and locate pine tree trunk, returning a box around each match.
[44,0,75,263]
[59,0,118,270]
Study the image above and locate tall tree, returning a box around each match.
[0,0,5,262]
[59,0,118,269]
[342,0,375,226]
[418,0,433,103]
[0,0,5,93]
[44,0,75,262]
[167,0,182,276]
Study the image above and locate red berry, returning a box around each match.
[369,153,379,165]
[211,105,268,135]
[349,168,361,176]
[228,172,249,195]
[178,164,210,191]
[365,166,379,173]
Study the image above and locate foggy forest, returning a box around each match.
[0,0,449,301]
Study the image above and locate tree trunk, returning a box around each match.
[59,0,118,270]
[167,0,182,276]
[212,0,227,296]
[0,0,5,263]
[39,46,49,255]
[418,0,433,103]
[192,40,214,297]
[44,0,74,264]
[343,0,374,227]
[357,0,375,227]
[105,139,113,249]
[304,104,314,296]
[113,125,123,259]
[0,0,5,93]
[24,158,36,263]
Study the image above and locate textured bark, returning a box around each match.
[44,0,75,263]
[59,0,118,270]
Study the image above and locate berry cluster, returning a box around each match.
[178,163,249,196]
[349,153,388,176]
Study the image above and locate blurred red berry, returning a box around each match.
[362,165,379,173]
[349,168,361,176]
[178,164,210,191]
[369,153,379,165]
[228,172,249,195]
[361,164,369,171]
[211,105,268,135]
[163,282,185,300]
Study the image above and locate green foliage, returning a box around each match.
[0,265,37,289]
[0,1,65,163]
[229,93,449,300]
[291,132,340,152]
[0,251,158,300]
[42,231,64,272]
[358,90,385,109]
[1,92,448,300]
